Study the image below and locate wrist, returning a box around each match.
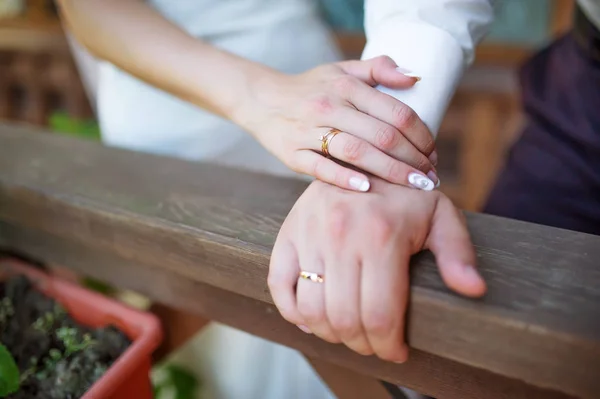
[182,42,283,125]
[227,65,288,137]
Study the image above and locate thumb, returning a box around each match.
[338,55,420,88]
[425,197,487,298]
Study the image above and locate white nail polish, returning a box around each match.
[349,177,370,192]
[396,67,421,81]
[408,173,434,191]
[435,177,441,188]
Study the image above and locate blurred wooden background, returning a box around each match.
[0,0,91,124]
[0,0,574,211]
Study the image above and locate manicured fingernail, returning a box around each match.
[297,325,312,334]
[429,150,438,165]
[427,170,439,185]
[408,172,434,191]
[396,67,421,82]
[403,73,421,82]
[349,176,370,192]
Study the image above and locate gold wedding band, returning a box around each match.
[299,271,324,283]
[319,128,340,157]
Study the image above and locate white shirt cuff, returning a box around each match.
[362,21,465,138]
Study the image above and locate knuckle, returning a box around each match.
[328,204,350,241]
[368,214,394,246]
[333,75,357,97]
[310,157,325,179]
[298,301,324,324]
[333,167,350,188]
[386,159,405,183]
[330,313,361,338]
[374,55,395,68]
[342,138,367,161]
[374,126,399,151]
[363,310,395,336]
[422,137,436,155]
[393,103,417,130]
[413,155,431,172]
[309,95,334,115]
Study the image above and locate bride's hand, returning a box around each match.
[234,56,439,192]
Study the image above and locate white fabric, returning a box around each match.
[363,0,495,137]
[97,0,340,179]
[364,0,600,138]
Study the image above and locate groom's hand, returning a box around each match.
[269,179,486,363]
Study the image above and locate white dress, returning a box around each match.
[69,0,341,398]
[95,0,341,178]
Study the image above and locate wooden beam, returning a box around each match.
[306,357,396,399]
[0,124,598,398]
[149,304,210,363]
[0,233,569,399]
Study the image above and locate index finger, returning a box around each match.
[337,56,419,88]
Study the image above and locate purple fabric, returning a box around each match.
[484,34,600,235]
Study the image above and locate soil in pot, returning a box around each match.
[0,275,131,399]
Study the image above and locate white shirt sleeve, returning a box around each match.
[362,0,496,138]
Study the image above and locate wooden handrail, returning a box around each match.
[1,123,599,398]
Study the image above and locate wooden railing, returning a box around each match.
[1,123,599,399]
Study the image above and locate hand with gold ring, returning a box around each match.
[269,178,486,362]
[233,56,439,192]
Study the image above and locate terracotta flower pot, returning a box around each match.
[0,258,162,399]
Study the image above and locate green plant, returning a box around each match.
[0,297,14,326]
[35,349,63,381]
[56,327,96,357]
[49,111,101,141]
[44,350,62,371]
[81,278,116,296]
[33,312,55,333]
[32,304,66,333]
[0,344,19,397]
[153,364,199,399]
[19,357,38,385]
